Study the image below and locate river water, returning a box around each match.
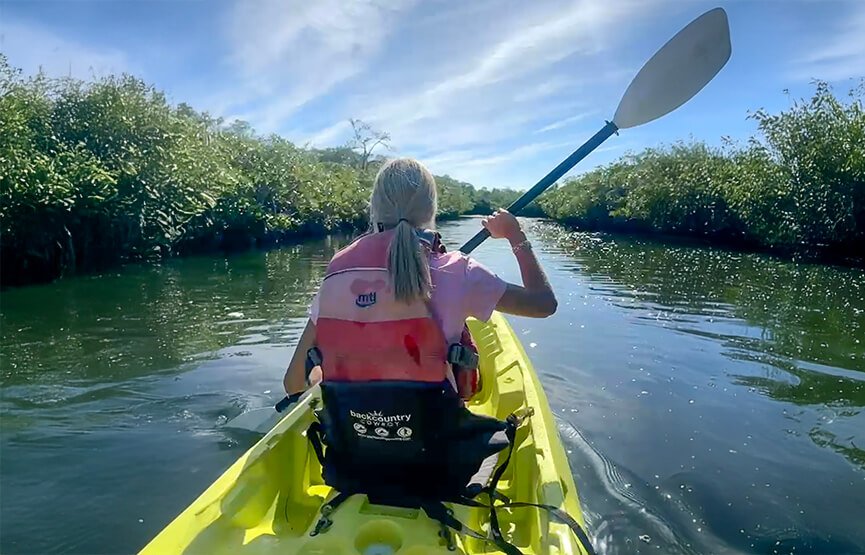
[1,217,863,554]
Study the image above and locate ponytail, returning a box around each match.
[369,158,438,304]
[388,219,432,303]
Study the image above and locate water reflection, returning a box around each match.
[0,236,348,555]
[536,227,864,373]
[2,220,864,554]
[528,223,865,554]
[0,237,348,389]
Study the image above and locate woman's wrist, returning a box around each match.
[506,230,527,245]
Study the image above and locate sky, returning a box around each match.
[1,0,863,190]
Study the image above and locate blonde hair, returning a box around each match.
[369,158,438,304]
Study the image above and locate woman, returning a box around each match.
[282,157,556,397]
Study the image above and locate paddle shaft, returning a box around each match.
[459,120,618,254]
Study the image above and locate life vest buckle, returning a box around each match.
[447,343,479,369]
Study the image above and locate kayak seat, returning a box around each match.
[307,380,511,507]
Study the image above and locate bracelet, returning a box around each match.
[511,239,532,253]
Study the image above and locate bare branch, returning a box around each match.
[348,118,391,170]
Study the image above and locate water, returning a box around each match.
[1,218,863,554]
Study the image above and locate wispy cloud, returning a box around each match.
[277,0,665,187]
[362,0,649,135]
[790,2,865,82]
[303,120,352,147]
[426,140,574,171]
[222,0,416,132]
[534,111,597,134]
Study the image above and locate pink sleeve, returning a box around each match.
[463,256,507,322]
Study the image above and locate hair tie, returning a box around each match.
[398,218,410,225]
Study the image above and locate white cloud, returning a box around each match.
[363,0,643,133]
[222,0,416,132]
[421,139,582,188]
[534,111,597,134]
[0,19,131,80]
[286,0,665,186]
[512,76,582,103]
[445,140,576,170]
[790,2,865,82]
[203,0,681,189]
[303,120,352,147]
[390,3,665,184]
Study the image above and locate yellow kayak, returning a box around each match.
[139,312,592,554]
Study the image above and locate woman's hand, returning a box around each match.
[481,209,525,242]
[307,365,323,387]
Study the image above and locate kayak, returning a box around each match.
[139,312,592,554]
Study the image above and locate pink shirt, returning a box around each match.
[309,251,507,343]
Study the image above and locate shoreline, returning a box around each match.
[6,214,864,291]
[542,218,865,269]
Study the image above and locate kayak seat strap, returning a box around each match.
[486,412,521,547]
[421,501,522,555]
[497,501,596,555]
[306,421,326,468]
[422,412,526,555]
[309,491,352,537]
[458,409,597,555]
[449,495,597,555]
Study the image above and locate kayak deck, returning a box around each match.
[139,312,590,554]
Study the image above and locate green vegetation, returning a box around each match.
[541,81,865,262]
[7,54,858,288]
[466,187,545,218]
[0,57,519,287]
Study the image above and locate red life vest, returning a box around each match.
[314,230,478,398]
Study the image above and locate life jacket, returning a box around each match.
[307,229,509,504]
[295,229,596,555]
[311,228,479,399]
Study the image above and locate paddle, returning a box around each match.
[459,7,731,254]
[224,7,732,434]
[222,390,307,434]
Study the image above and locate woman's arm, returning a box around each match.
[483,210,558,318]
[283,318,318,395]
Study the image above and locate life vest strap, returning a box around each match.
[447,343,479,369]
[310,342,476,377]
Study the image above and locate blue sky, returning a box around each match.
[1,0,863,189]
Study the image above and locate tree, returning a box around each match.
[348,118,390,171]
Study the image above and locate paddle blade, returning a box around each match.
[223,407,282,434]
[613,7,731,129]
